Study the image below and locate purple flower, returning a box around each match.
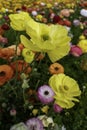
[37,85,54,104]
[73,19,80,26]
[26,118,44,130]
[53,104,63,113]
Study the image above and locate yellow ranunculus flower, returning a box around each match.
[20,18,70,62]
[49,74,81,109]
[77,39,87,53]
[22,48,35,63]
[9,12,31,31]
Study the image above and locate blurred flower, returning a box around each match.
[20,18,70,62]
[73,19,80,26]
[79,35,86,40]
[26,118,44,130]
[60,9,70,17]
[70,45,83,57]
[32,109,38,116]
[22,48,35,63]
[53,104,63,113]
[83,29,87,36]
[80,9,87,17]
[49,74,81,109]
[9,11,31,31]
[1,23,10,30]
[38,115,54,127]
[78,39,87,53]
[10,109,17,116]
[53,15,62,24]
[37,85,54,104]
[31,10,38,16]
[41,105,49,114]
[10,122,28,130]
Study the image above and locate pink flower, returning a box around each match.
[60,9,70,17]
[53,104,63,113]
[70,45,83,57]
[37,85,54,104]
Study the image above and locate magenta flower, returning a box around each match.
[53,104,63,113]
[37,85,54,104]
[70,45,83,57]
[26,118,44,130]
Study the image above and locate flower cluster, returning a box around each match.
[0,0,87,130]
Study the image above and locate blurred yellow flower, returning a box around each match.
[20,18,70,62]
[32,109,38,116]
[36,15,43,21]
[78,39,87,53]
[9,12,31,31]
[49,74,81,109]
[22,48,35,63]
[41,105,49,114]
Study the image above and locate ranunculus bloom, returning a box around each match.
[49,74,81,109]
[20,18,70,62]
[0,65,14,86]
[9,12,31,31]
[22,48,35,63]
[77,39,87,53]
[70,45,83,57]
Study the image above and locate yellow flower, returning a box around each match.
[36,15,43,21]
[9,12,31,31]
[38,115,54,127]
[41,105,49,114]
[46,3,52,8]
[22,48,35,63]
[77,39,87,53]
[49,74,81,109]
[32,109,38,116]
[20,18,70,62]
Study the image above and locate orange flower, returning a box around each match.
[0,65,14,86]
[10,60,32,79]
[0,45,21,60]
[49,62,64,74]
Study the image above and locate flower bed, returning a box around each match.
[0,0,87,130]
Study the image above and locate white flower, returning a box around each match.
[80,9,87,17]
[38,115,54,127]
[10,122,28,130]
[31,11,37,16]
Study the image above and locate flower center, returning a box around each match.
[44,90,49,95]
[64,85,69,90]
[0,71,5,76]
[54,67,59,71]
[42,35,49,41]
